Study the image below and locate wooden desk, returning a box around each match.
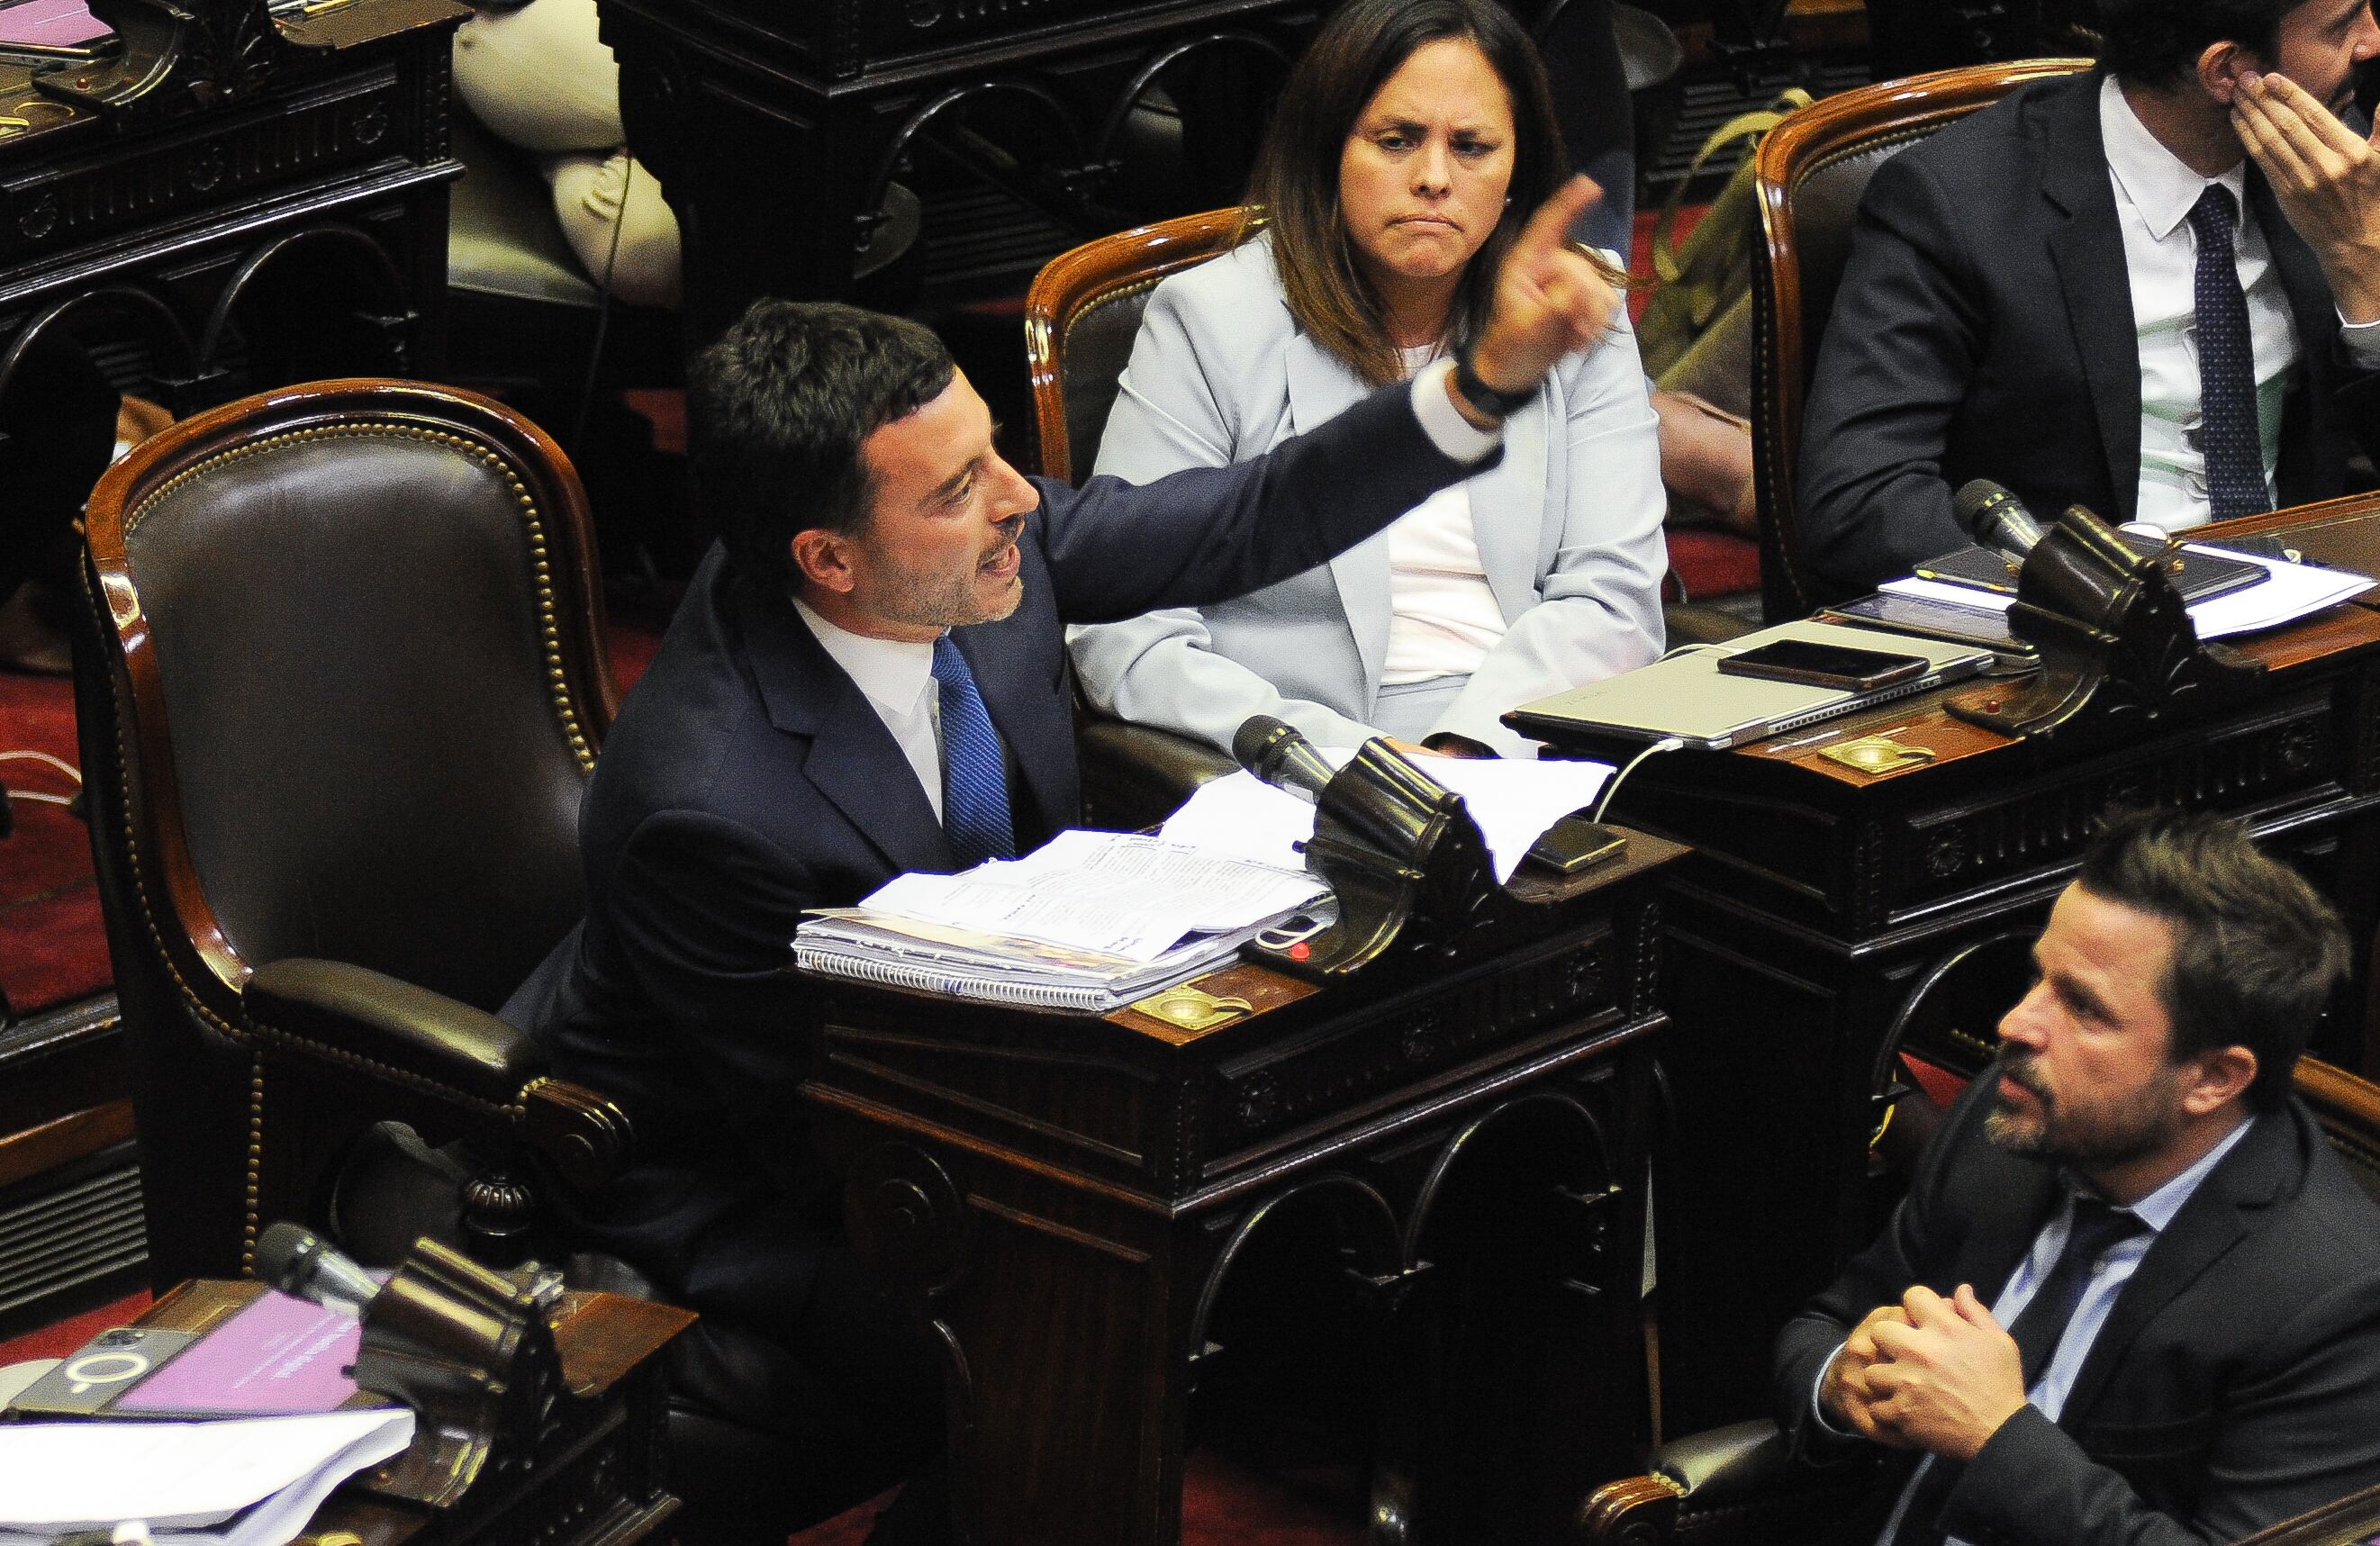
[801,833,1688,1546]
[1520,491,2380,1433]
[136,1279,691,1546]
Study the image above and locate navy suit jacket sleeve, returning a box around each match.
[1794,149,1984,592]
[1035,379,1491,626]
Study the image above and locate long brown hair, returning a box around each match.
[1243,0,1570,387]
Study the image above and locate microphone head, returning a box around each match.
[1953,478,2044,555]
[1232,714,1296,775]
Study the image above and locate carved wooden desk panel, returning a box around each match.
[137,1279,691,1545]
[801,834,1688,1546]
[0,0,463,414]
[1524,493,2380,1434]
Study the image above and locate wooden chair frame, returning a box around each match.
[1751,59,2094,620]
[1024,205,1244,481]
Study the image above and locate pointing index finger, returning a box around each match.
[1514,174,1605,260]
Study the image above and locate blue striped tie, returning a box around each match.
[2185,185,2271,521]
[931,634,1013,868]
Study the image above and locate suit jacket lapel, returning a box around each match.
[741,591,955,878]
[1470,393,1548,620]
[2248,167,2339,504]
[2059,1110,2298,1423]
[1288,332,1394,688]
[2041,77,2145,521]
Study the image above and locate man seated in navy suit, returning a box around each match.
[1777,809,2380,1546]
[1797,0,2380,594]
[504,178,1622,1542]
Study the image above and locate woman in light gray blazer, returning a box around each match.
[1068,0,1665,759]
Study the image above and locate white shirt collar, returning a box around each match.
[792,595,937,721]
[2100,74,2250,244]
[2086,1112,2258,1236]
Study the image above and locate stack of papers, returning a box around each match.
[1880,544,2374,640]
[0,1408,415,1546]
[795,829,1330,1012]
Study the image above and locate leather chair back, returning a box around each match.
[1025,206,1243,482]
[1751,59,2092,619]
[76,379,617,1284]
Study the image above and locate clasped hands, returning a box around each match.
[1451,176,1625,426]
[2233,71,2380,327]
[1821,1285,2031,1464]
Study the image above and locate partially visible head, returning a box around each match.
[690,299,1036,639]
[2099,0,2379,114]
[1989,809,2348,1186]
[1246,0,1568,385]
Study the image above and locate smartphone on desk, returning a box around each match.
[1715,637,1932,692]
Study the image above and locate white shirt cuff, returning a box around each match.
[2341,310,2380,369]
[1810,1343,1857,1437]
[1410,356,1504,464]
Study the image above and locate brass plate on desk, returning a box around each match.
[1132,982,1253,1032]
[1819,735,1936,775]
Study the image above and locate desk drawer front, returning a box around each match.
[1889,689,2346,923]
[0,70,420,262]
[1208,927,1629,1171]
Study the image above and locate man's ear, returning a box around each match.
[791,528,858,595]
[2182,1044,2259,1116]
[2196,40,2259,106]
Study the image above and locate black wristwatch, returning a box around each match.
[1450,347,1538,420]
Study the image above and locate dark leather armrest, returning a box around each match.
[1075,711,1240,832]
[243,955,544,1109]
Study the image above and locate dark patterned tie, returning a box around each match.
[2185,185,2271,521]
[931,634,1013,869]
[1885,1196,2149,1546]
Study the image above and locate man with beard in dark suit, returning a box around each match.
[1777,809,2380,1546]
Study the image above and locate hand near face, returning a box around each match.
[1467,176,1624,394]
[2232,71,2380,324]
[1821,1302,1914,1443]
[1863,1284,2032,1462]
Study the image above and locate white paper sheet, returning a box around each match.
[1159,753,1616,885]
[0,1407,414,1541]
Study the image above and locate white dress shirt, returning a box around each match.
[794,364,1503,821]
[1825,1114,2258,1546]
[792,596,945,821]
[2102,77,2380,533]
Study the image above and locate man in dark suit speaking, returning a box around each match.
[1797,0,2380,594]
[505,179,1621,1539]
[1776,809,2380,1546]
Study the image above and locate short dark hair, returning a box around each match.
[2095,0,2302,87]
[1244,0,1570,388]
[2077,808,2349,1109]
[688,299,955,589]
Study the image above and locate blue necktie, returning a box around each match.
[931,634,1013,868]
[2185,185,2271,521]
[1885,1196,2147,1546]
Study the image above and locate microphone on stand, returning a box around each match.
[256,1221,383,1318]
[1233,714,1339,803]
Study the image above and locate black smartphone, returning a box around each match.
[1715,638,1932,692]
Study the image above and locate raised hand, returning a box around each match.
[1467,175,1625,395]
[2232,71,2380,325]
